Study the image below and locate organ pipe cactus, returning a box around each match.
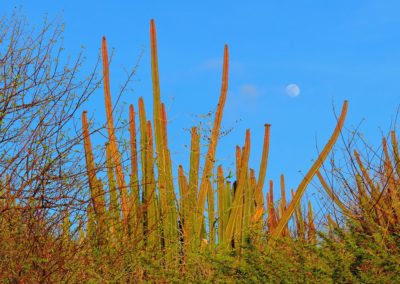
[195,44,229,242]
[80,19,349,268]
[101,38,129,227]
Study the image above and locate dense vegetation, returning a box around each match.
[0,15,399,283]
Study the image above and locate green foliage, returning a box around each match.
[319,221,400,283]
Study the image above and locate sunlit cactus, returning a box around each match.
[80,19,349,270]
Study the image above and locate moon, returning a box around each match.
[285,84,300,97]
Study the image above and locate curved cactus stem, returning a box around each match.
[195,44,229,241]
[353,149,388,223]
[316,171,354,218]
[268,100,348,246]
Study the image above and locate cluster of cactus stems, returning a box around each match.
[79,19,348,266]
[318,132,400,237]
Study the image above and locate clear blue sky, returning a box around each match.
[3,1,400,207]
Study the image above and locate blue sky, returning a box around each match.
[3,1,400,209]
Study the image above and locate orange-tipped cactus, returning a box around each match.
[150,21,178,259]
[128,104,141,237]
[196,45,229,240]
[102,37,129,226]
[269,100,348,245]
[267,180,277,231]
[225,129,251,248]
[78,19,354,271]
[82,111,106,223]
[253,124,271,222]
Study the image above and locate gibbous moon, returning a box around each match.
[286,84,300,97]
